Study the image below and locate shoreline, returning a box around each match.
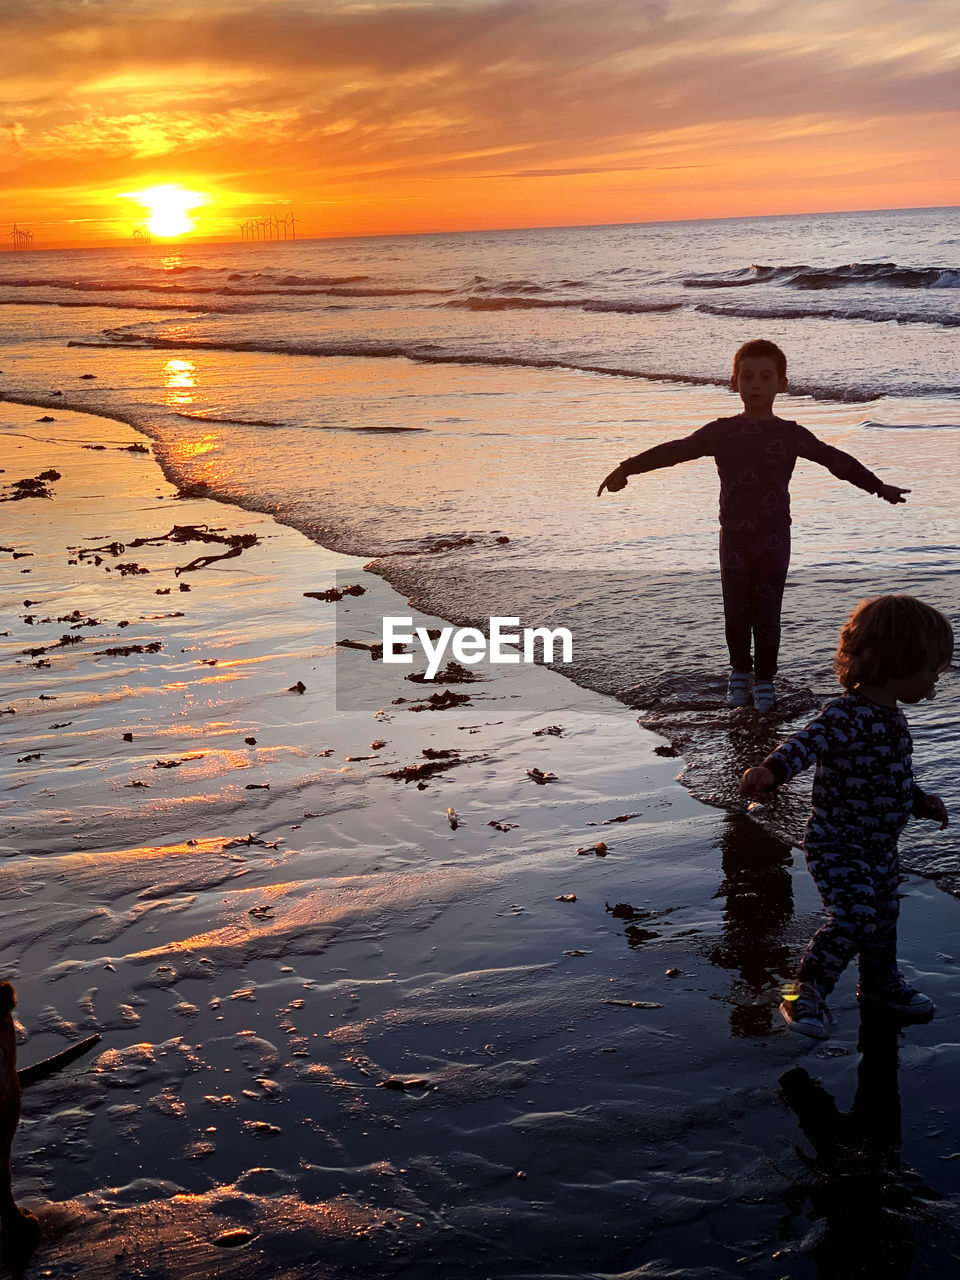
[4,384,956,902]
[4,402,960,1275]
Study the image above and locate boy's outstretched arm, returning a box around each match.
[596,422,719,497]
[795,426,910,505]
[597,465,628,497]
[877,483,910,504]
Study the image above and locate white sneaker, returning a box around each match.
[727,670,754,708]
[753,679,776,714]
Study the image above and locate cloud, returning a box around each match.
[2,0,958,237]
[7,1,957,123]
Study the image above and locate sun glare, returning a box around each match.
[124,185,207,237]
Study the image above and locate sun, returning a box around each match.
[124,185,207,238]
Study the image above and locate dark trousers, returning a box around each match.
[718,528,790,680]
[797,840,900,995]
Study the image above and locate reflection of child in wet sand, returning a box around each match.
[740,595,953,1040]
[597,340,909,713]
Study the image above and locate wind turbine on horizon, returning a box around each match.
[9,223,35,251]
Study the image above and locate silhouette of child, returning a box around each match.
[597,340,908,712]
[740,595,952,1039]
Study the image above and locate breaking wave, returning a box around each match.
[696,302,960,328]
[684,262,960,290]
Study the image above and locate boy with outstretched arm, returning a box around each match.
[597,340,908,713]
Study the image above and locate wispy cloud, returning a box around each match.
[2,0,958,241]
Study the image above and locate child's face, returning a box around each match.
[731,356,788,417]
[891,659,951,704]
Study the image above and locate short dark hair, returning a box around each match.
[732,340,787,380]
[834,595,954,690]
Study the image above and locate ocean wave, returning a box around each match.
[171,411,292,429]
[447,295,682,314]
[861,419,960,431]
[168,409,428,433]
[0,297,246,314]
[684,262,960,290]
[125,264,222,274]
[220,271,369,284]
[0,276,182,293]
[0,276,451,300]
[695,302,960,328]
[321,286,457,297]
[264,274,368,286]
[66,332,880,401]
[470,279,547,294]
[6,269,369,287]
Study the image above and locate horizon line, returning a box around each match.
[3,201,958,253]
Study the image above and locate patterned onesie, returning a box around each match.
[762,689,940,993]
[619,416,884,679]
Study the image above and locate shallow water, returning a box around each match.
[2,207,958,884]
[4,407,960,1279]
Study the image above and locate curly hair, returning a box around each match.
[732,339,787,381]
[834,595,954,690]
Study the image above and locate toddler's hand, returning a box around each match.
[878,483,910,504]
[597,466,628,497]
[921,793,949,829]
[740,765,776,799]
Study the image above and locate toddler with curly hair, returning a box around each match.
[740,595,953,1038]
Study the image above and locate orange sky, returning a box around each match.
[2,0,959,247]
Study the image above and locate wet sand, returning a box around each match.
[3,402,960,1278]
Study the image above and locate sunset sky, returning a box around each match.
[2,0,959,247]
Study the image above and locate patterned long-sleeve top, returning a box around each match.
[619,415,884,533]
[762,689,936,848]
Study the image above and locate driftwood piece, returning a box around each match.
[18,1033,102,1088]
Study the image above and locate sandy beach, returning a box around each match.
[4,399,960,1278]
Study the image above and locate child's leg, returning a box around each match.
[750,531,790,681]
[797,843,881,995]
[857,845,900,984]
[855,852,932,1012]
[718,531,754,671]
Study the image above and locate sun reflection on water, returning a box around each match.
[174,432,220,461]
[162,358,197,407]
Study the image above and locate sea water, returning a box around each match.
[1,204,958,880]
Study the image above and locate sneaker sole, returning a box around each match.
[779,1002,831,1040]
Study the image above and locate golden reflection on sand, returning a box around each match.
[124,866,487,965]
[33,1187,385,1276]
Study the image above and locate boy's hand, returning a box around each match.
[878,483,910,504]
[597,466,628,497]
[740,765,776,799]
[920,793,949,829]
